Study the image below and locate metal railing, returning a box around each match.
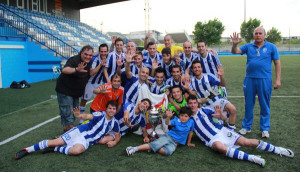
[0,4,78,59]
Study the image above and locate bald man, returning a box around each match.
[231,27,281,138]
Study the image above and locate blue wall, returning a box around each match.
[0,40,61,88]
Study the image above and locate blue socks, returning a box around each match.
[226,147,249,161]
[256,140,279,154]
[54,146,71,155]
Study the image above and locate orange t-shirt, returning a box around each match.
[90,83,124,111]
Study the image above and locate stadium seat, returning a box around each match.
[1,5,112,57]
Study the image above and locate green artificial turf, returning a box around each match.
[0,56,299,172]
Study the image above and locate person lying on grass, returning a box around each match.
[186,95,294,167]
[15,100,120,160]
[125,107,194,156]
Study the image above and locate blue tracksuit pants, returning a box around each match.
[242,77,272,131]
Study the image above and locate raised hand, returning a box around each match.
[77,62,87,72]
[101,58,107,67]
[125,53,134,64]
[217,64,224,77]
[230,32,242,45]
[98,84,109,94]
[174,50,181,59]
[116,57,124,67]
[214,105,223,119]
[175,57,182,65]
[72,107,81,118]
[145,32,152,39]
[165,109,174,118]
[111,36,117,44]
[152,59,159,70]
[181,76,191,90]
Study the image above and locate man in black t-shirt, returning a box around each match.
[55,45,93,132]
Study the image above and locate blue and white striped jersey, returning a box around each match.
[121,62,147,76]
[190,74,222,106]
[105,51,125,80]
[143,51,162,71]
[158,60,176,79]
[198,52,221,78]
[180,52,199,74]
[191,108,223,146]
[88,54,105,85]
[120,63,147,87]
[123,75,146,104]
[166,77,181,87]
[76,111,120,146]
[119,102,146,136]
[148,77,166,94]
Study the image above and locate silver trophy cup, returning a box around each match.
[148,107,161,141]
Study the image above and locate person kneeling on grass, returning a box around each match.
[14,100,121,160]
[186,95,294,167]
[125,107,195,156]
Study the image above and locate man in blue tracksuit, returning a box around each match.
[231,27,281,138]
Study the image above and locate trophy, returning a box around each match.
[148,106,162,141]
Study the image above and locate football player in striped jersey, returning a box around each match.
[187,95,294,167]
[15,101,120,160]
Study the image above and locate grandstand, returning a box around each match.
[107,31,129,44]
[166,30,193,44]
[0,4,111,52]
[126,30,164,45]
[0,2,113,88]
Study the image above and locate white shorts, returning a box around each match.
[61,127,89,150]
[208,127,241,149]
[205,98,230,111]
[82,82,101,100]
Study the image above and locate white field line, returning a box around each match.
[0,99,93,146]
[0,95,299,146]
[0,116,60,146]
[0,99,54,119]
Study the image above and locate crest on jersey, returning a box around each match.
[64,134,71,140]
[263,48,267,53]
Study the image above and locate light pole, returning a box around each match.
[244,0,246,22]
[289,27,290,51]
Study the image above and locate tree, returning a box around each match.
[193,18,225,46]
[266,27,282,44]
[240,18,261,43]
